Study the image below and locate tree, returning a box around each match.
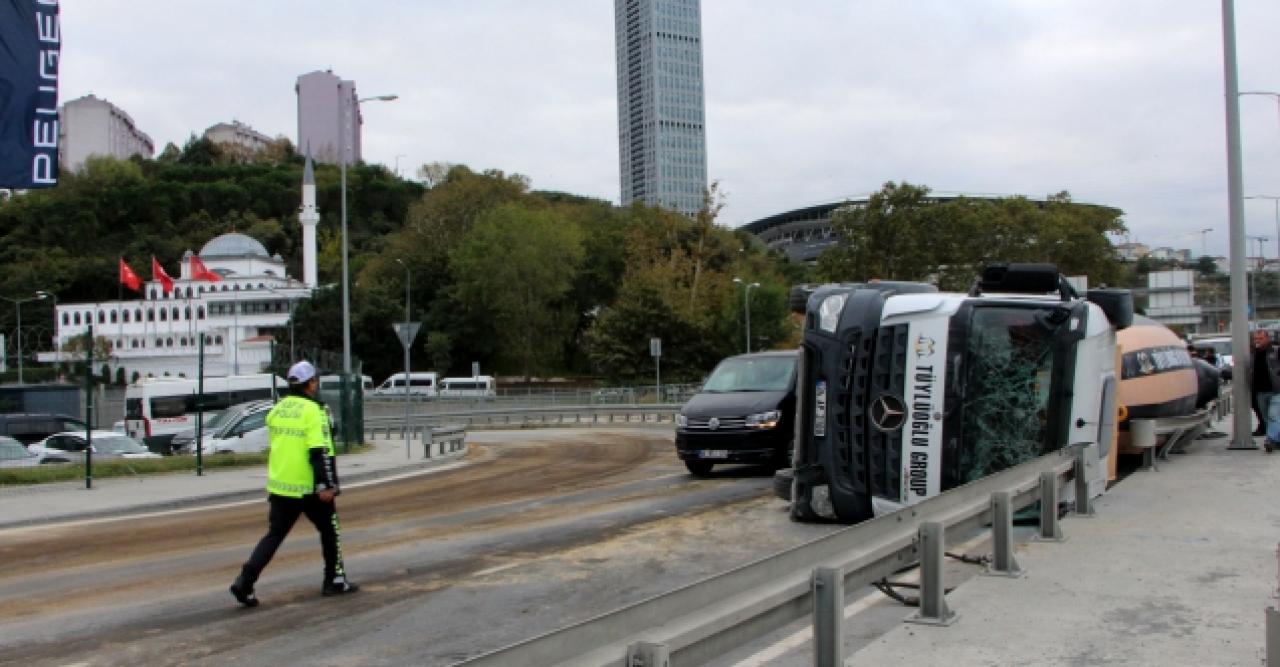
[450,202,584,379]
[817,182,936,283]
[1196,255,1219,276]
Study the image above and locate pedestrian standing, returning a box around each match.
[1250,330,1280,438]
[229,360,358,607]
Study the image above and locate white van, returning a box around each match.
[439,376,497,398]
[123,374,284,451]
[373,372,440,398]
[319,374,374,396]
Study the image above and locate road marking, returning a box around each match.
[473,561,525,577]
[731,530,991,666]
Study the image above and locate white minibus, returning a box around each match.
[123,374,284,451]
[439,376,497,398]
[373,372,440,398]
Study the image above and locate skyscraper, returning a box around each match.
[296,70,361,165]
[614,0,708,217]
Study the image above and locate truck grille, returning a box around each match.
[833,324,909,501]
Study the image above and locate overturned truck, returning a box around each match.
[787,264,1134,523]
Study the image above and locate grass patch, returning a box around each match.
[0,443,374,486]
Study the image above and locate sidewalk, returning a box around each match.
[0,434,467,530]
[851,427,1280,666]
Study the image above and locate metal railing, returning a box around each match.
[364,405,679,436]
[460,444,1089,666]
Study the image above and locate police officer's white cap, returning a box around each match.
[287,361,317,383]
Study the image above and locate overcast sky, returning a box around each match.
[59,1,1280,258]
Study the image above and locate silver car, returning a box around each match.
[0,435,72,467]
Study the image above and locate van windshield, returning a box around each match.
[701,356,796,393]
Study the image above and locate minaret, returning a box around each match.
[299,149,320,289]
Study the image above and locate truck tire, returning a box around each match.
[773,468,794,500]
[684,460,714,477]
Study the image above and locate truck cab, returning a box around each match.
[790,264,1132,523]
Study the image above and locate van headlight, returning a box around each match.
[746,410,781,429]
[818,294,847,333]
[676,414,688,428]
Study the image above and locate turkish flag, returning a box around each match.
[119,258,142,292]
[189,255,221,282]
[151,256,174,294]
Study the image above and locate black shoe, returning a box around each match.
[322,578,360,597]
[1254,427,1266,436]
[229,576,259,608]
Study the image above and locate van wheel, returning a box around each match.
[773,468,794,500]
[684,460,714,477]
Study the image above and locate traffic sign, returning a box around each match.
[394,322,422,349]
[650,337,662,358]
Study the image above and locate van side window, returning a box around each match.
[151,396,188,419]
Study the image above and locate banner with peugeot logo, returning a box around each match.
[0,1,61,189]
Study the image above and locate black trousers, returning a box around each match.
[239,493,347,586]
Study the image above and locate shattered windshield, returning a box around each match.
[958,306,1064,483]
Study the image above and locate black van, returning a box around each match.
[675,349,798,476]
[0,413,89,446]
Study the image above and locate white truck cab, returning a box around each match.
[790,263,1132,523]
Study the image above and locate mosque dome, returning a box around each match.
[199,233,270,258]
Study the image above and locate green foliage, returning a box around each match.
[817,182,1127,291]
[451,202,585,379]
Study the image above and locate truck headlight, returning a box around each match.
[676,414,688,428]
[746,410,781,429]
[818,294,847,333]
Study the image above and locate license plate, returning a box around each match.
[699,450,729,459]
[814,380,827,437]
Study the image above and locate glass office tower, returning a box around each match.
[614,0,708,217]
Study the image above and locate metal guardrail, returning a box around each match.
[460,445,1089,666]
[363,405,679,435]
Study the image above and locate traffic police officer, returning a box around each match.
[230,360,358,607]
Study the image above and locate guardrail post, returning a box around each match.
[1131,419,1157,471]
[1073,446,1094,517]
[1034,471,1065,542]
[906,521,957,626]
[1269,607,1280,667]
[812,566,844,666]
[984,491,1024,578]
[423,428,433,458]
[625,641,669,667]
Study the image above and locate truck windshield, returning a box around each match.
[701,356,796,393]
[959,306,1063,482]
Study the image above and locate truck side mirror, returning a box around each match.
[1086,289,1134,330]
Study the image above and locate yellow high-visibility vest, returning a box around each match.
[265,395,333,497]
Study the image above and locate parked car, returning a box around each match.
[0,435,72,467]
[201,401,274,455]
[29,431,161,460]
[170,399,273,454]
[0,413,88,446]
[675,349,799,477]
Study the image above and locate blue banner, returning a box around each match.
[0,0,60,189]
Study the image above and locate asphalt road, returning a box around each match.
[0,430,846,666]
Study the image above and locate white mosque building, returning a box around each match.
[39,155,322,380]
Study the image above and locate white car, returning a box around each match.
[29,431,161,460]
[202,402,272,455]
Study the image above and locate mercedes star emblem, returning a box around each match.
[869,395,906,432]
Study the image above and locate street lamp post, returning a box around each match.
[395,258,412,458]
[1247,196,1280,259]
[1249,235,1269,317]
[35,290,57,375]
[732,277,761,353]
[3,292,48,384]
[340,93,398,378]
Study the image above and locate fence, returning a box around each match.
[364,405,680,437]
